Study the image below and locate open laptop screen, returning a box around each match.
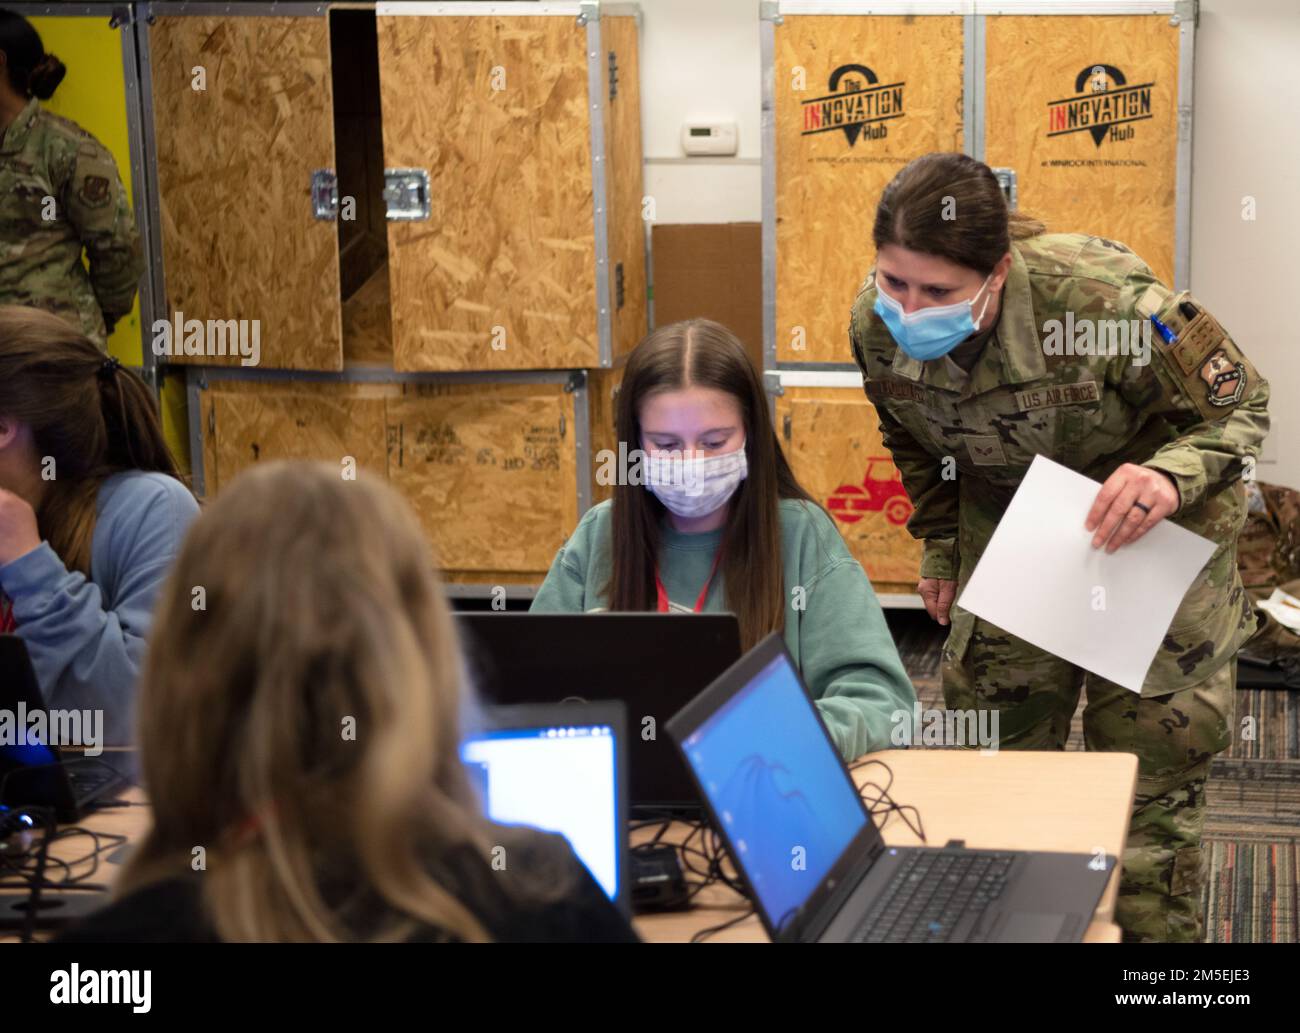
[461,720,621,903]
[678,649,869,931]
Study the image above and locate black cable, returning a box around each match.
[850,757,927,844]
[0,820,127,893]
[18,808,54,944]
[689,905,755,943]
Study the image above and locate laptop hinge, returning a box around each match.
[801,840,887,942]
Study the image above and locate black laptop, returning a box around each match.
[456,613,741,812]
[666,633,1117,943]
[0,635,131,822]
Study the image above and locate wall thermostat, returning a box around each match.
[681,121,738,157]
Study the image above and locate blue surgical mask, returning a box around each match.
[873,271,996,362]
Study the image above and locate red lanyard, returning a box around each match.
[654,543,725,614]
[0,595,14,634]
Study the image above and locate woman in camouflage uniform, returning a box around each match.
[849,153,1269,942]
[0,11,142,348]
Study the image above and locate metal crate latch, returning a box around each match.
[991,168,1018,212]
[384,169,432,221]
[311,170,338,221]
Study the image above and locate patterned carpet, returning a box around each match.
[886,609,1300,944]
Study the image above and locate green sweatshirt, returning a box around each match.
[531,498,917,762]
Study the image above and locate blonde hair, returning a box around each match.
[120,462,547,942]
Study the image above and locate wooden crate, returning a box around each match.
[763,3,1192,365]
[770,372,922,596]
[984,13,1182,287]
[143,2,646,373]
[766,10,965,365]
[191,371,595,589]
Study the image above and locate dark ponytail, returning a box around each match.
[873,152,1046,276]
[0,306,187,575]
[0,10,65,100]
[98,361,178,476]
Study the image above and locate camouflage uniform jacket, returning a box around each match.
[0,97,143,347]
[849,232,1270,696]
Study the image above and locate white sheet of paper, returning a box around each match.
[956,455,1217,693]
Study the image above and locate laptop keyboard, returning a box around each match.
[66,766,115,797]
[851,850,1017,943]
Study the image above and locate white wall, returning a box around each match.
[634,0,1298,484]
[638,0,761,223]
[1188,0,1299,483]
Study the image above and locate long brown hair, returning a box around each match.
[873,152,1046,273]
[0,305,183,575]
[120,462,557,942]
[608,319,818,649]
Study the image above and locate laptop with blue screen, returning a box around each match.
[461,701,630,917]
[666,633,1115,943]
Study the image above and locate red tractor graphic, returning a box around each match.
[828,456,913,526]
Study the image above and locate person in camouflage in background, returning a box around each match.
[848,153,1269,943]
[0,11,143,349]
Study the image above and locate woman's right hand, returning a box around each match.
[917,577,957,626]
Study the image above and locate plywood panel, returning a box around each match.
[777,386,921,588]
[985,15,1180,285]
[386,383,579,574]
[207,385,390,490]
[774,15,964,363]
[377,14,598,371]
[150,16,342,370]
[604,15,648,360]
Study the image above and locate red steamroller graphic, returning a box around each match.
[828,456,914,526]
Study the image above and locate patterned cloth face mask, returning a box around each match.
[645,441,748,519]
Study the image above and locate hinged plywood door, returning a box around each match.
[376,13,598,372]
[603,14,648,362]
[149,15,343,371]
[984,15,1181,286]
[773,15,964,364]
[776,387,922,591]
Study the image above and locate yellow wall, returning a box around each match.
[31,14,194,475]
[32,14,143,367]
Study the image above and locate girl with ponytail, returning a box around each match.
[0,305,197,745]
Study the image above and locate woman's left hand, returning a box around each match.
[1084,463,1180,553]
[0,487,42,568]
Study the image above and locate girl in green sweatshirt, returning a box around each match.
[531,319,916,762]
